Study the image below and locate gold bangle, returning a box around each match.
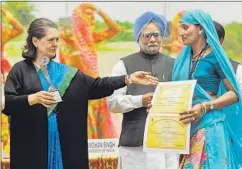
[200,103,207,117]
[209,101,215,111]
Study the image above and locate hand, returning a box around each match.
[81,3,97,11]
[28,91,56,108]
[1,9,13,21]
[129,71,159,85]
[179,103,203,124]
[142,92,153,108]
[1,8,6,14]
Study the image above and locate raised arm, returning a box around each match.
[72,3,121,44]
[1,8,24,44]
[92,8,121,43]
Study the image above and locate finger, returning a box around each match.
[145,96,153,101]
[42,91,55,97]
[144,79,158,86]
[146,105,152,112]
[43,95,56,102]
[42,103,51,108]
[140,71,152,75]
[179,114,195,121]
[180,118,193,124]
[143,102,149,108]
[147,103,152,109]
[180,111,191,115]
[149,80,159,85]
[43,99,56,105]
[145,75,159,81]
[149,78,159,84]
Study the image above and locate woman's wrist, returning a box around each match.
[200,101,215,114]
[208,101,215,111]
[200,102,207,116]
[125,75,133,85]
[28,94,36,106]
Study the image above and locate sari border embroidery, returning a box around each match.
[47,67,78,116]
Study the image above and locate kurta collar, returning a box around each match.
[139,51,161,60]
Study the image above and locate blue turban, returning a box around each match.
[133,11,167,42]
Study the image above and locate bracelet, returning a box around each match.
[200,103,207,117]
[209,101,215,111]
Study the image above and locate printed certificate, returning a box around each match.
[143,80,196,154]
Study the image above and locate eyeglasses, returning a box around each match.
[142,31,161,41]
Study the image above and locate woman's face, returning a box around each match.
[178,23,201,45]
[34,27,59,58]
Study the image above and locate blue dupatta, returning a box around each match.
[172,9,242,168]
[36,61,77,169]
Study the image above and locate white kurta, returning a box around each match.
[118,146,179,169]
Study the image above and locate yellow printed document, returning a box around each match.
[143,80,196,154]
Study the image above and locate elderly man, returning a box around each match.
[108,11,179,169]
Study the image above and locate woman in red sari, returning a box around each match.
[60,3,121,138]
[1,8,23,83]
[1,8,23,156]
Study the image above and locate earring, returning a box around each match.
[198,31,202,35]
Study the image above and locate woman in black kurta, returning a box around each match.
[3,18,158,169]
